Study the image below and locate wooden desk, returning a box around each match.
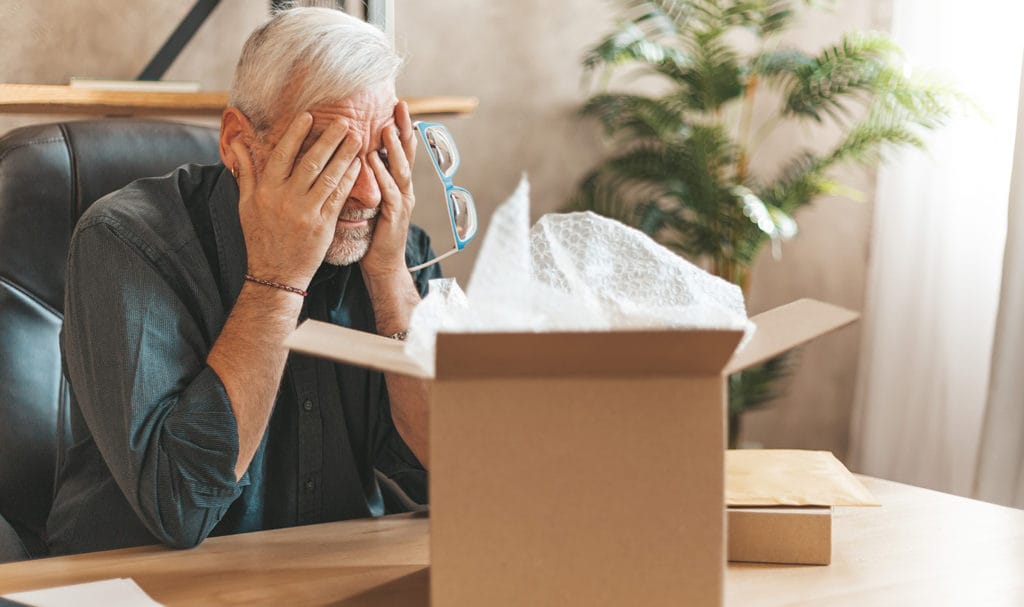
[727,476,1024,606]
[1,476,1022,606]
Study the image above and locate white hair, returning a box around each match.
[228,7,403,133]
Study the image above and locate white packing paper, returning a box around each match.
[3,578,164,607]
[406,176,754,372]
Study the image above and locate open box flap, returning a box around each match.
[434,329,744,380]
[286,320,745,380]
[286,298,855,380]
[724,299,859,376]
[286,320,433,379]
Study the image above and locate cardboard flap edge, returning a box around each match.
[725,299,859,375]
[436,328,744,379]
[285,320,433,379]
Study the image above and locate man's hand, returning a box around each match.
[217,112,364,479]
[361,100,417,281]
[357,100,431,468]
[230,112,363,289]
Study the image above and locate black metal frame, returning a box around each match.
[137,0,377,82]
[136,0,222,81]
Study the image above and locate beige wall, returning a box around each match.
[1,1,892,461]
[0,0,265,134]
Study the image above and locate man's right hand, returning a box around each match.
[229,112,362,289]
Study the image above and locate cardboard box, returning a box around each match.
[727,507,832,565]
[286,298,858,606]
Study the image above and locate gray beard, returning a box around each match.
[324,216,377,266]
[245,153,378,267]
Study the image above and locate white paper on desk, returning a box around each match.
[3,578,163,607]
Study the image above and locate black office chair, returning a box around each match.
[0,119,221,559]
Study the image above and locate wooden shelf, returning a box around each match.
[0,84,225,116]
[0,84,478,117]
[404,95,479,117]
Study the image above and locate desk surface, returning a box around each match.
[1,476,1022,606]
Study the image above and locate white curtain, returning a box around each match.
[974,64,1024,509]
[849,0,1024,498]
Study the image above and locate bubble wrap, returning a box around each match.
[406,176,753,371]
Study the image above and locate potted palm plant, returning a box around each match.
[570,0,962,446]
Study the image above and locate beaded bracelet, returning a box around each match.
[244,273,309,298]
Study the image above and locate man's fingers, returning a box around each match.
[368,150,405,217]
[264,112,313,181]
[382,125,413,189]
[395,101,416,166]
[319,158,362,221]
[296,119,350,191]
[310,133,361,203]
[229,139,256,199]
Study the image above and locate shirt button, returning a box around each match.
[302,399,313,412]
[305,480,315,491]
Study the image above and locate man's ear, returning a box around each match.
[219,107,253,171]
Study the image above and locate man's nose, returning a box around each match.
[346,159,381,209]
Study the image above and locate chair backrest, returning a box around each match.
[0,119,220,555]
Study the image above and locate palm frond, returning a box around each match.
[783,31,901,123]
[581,93,689,141]
[603,141,690,182]
[593,124,737,191]
[757,152,832,213]
[760,113,929,215]
[582,20,689,77]
[734,186,798,245]
[636,200,672,235]
[873,70,969,128]
[624,0,700,32]
[754,1,801,36]
[722,0,802,37]
[567,168,649,227]
[673,32,745,111]
[829,120,924,166]
[660,206,732,259]
[727,352,796,445]
[751,48,816,86]
[728,353,795,416]
[681,125,740,206]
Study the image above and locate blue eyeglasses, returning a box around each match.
[408,121,478,272]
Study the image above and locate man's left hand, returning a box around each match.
[362,100,417,281]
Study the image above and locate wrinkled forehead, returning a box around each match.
[305,103,394,153]
[265,85,397,156]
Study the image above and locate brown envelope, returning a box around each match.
[726,449,879,507]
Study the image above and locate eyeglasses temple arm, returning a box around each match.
[408,247,461,273]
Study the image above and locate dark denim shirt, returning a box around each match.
[46,163,439,555]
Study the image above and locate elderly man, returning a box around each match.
[46,7,436,555]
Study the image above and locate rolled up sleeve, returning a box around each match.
[373,228,443,506]
[62,220,243,549]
